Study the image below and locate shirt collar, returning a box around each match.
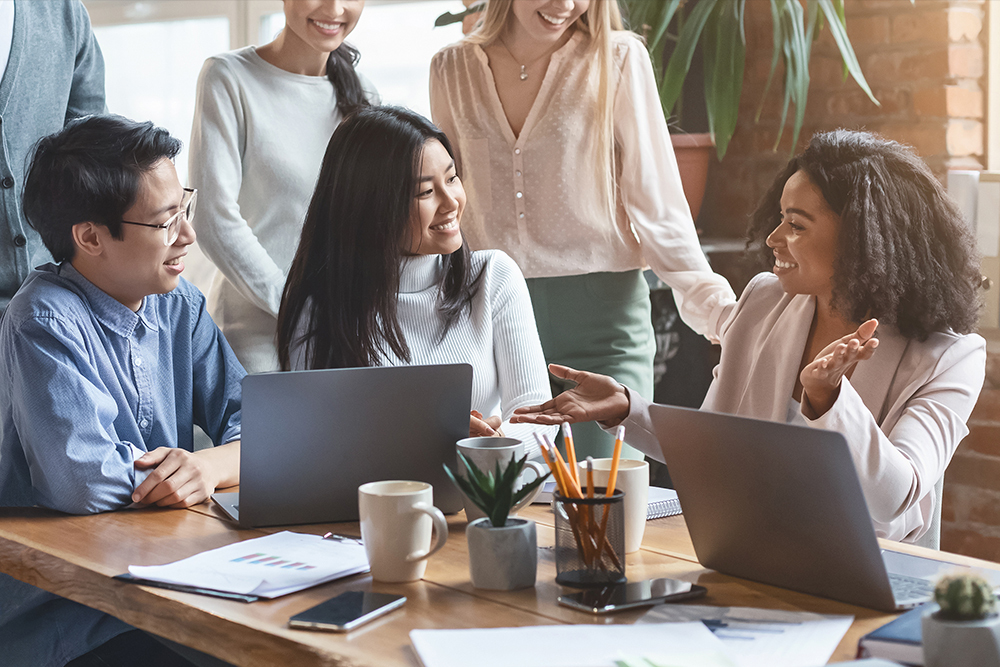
[399,254,444,294]
[57,263,160,336]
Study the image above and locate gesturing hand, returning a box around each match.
[800,318,879,418]
[469,410,502,437]
[511,364,630,427]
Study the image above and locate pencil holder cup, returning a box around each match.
[553,489,626,588]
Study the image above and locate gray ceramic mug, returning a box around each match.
[455,437,547,521]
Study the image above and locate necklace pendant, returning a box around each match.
[519,65,528,81]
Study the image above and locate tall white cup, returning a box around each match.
[358,480,448,583]
[579,459,650,553]
[456,437,547,521]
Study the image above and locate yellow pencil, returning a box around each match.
[606,425,625,497]
[562,422,579,485]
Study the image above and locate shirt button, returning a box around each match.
[516,170,521,177]
[519,213,525,219]
[516,192,523,199]
[1,176,13,189]
[12,234,26,247]
[134,357,143,366]
[514,148,521,155]
[140,419,149,428]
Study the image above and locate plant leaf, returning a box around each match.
[512,469,552,506]
[660,0,721,114]
[703,0,746,159]
[816,0,878,105]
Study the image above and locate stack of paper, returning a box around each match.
[128,531,368,599]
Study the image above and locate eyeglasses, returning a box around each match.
[120,188,197,246]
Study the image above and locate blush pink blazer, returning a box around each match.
[624,273,986,542]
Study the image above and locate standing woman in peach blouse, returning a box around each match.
[430,0,735,459]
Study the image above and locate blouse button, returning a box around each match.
[516,192,523,199]
[140,419,149,428]
[516,170,521,177]
[135,357,143,366]
[514,148,521,155]
[519,213,525,219]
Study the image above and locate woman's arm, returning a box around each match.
[486,252,557,451]
[188,57,287,317]
[805,334,985,530]
[613,36,736,341]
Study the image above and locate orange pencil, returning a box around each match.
[606,425,626,497]
[586,457,594,499]
[562,422,579,485]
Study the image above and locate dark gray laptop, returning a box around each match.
[648,403,992,612]
[212,363,471,527]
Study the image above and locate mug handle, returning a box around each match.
[511,460,549,514]
[406,503,449,562]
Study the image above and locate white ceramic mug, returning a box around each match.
[579,459,650,553]
[456,437,548,521]
[358,480,448,583]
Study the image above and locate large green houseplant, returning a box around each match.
[620,0,886,159]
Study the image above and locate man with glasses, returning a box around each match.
[0,115,243,666]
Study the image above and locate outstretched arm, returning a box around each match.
[511,364,631,428]
[800,319,879,419]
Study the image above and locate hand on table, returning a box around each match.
[469,410,502,437]
[132,443,236,508]
[800,318,879,419]
[510,364,630,428]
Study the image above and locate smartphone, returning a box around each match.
[557,578,706,614]
[288,591,406,632]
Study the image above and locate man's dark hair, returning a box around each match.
[22,114,181,262]
[746,129,982,341]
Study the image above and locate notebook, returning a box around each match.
[534,482,682,520]
[856,603,932,665]
[646,486,682,519]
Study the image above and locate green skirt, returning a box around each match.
[526,270,655,461]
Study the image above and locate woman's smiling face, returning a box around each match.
[766,170,841,303]
[406,139,465,256]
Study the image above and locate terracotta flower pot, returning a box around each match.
[670,132,715,221]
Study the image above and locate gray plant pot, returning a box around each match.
[466,517,537,591]
[923,610,1000,667]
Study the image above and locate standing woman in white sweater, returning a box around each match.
[277,106,552,443]
[189,0,377,373]
[430,0,735,459]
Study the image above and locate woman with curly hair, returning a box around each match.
[512,129,986,544]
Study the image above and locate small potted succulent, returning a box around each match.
[443,453,549,591]
[923,572,1000,667]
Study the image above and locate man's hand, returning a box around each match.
[132,441,239,508]
[800,319,879,419]
[511,364,630,428]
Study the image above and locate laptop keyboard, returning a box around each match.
[889,572,934,604]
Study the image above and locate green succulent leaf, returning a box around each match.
[817,0,878,105]
[444,452,549,528]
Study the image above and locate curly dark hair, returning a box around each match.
[745,129,982,341]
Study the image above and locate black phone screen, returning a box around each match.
[289,591,406,631]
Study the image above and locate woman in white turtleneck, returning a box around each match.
[276,106,552,443]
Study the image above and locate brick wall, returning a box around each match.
[700,0,987,242]
[701,0,998,559]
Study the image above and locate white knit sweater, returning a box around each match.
[292,250,554,449]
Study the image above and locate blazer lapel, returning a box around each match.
[736,294,816,422]
[846,325,909,425]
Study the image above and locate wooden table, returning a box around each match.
[2,500,998,667]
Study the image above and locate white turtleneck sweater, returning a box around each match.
[292,250,554,449]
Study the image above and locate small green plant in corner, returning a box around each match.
[443,454,550,528]
[934,573,999,621]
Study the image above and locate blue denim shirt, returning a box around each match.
[0,263,244,666]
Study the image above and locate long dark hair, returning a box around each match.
[277,106,483,371]
[327,43,369,116]
[746,129,982,341]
